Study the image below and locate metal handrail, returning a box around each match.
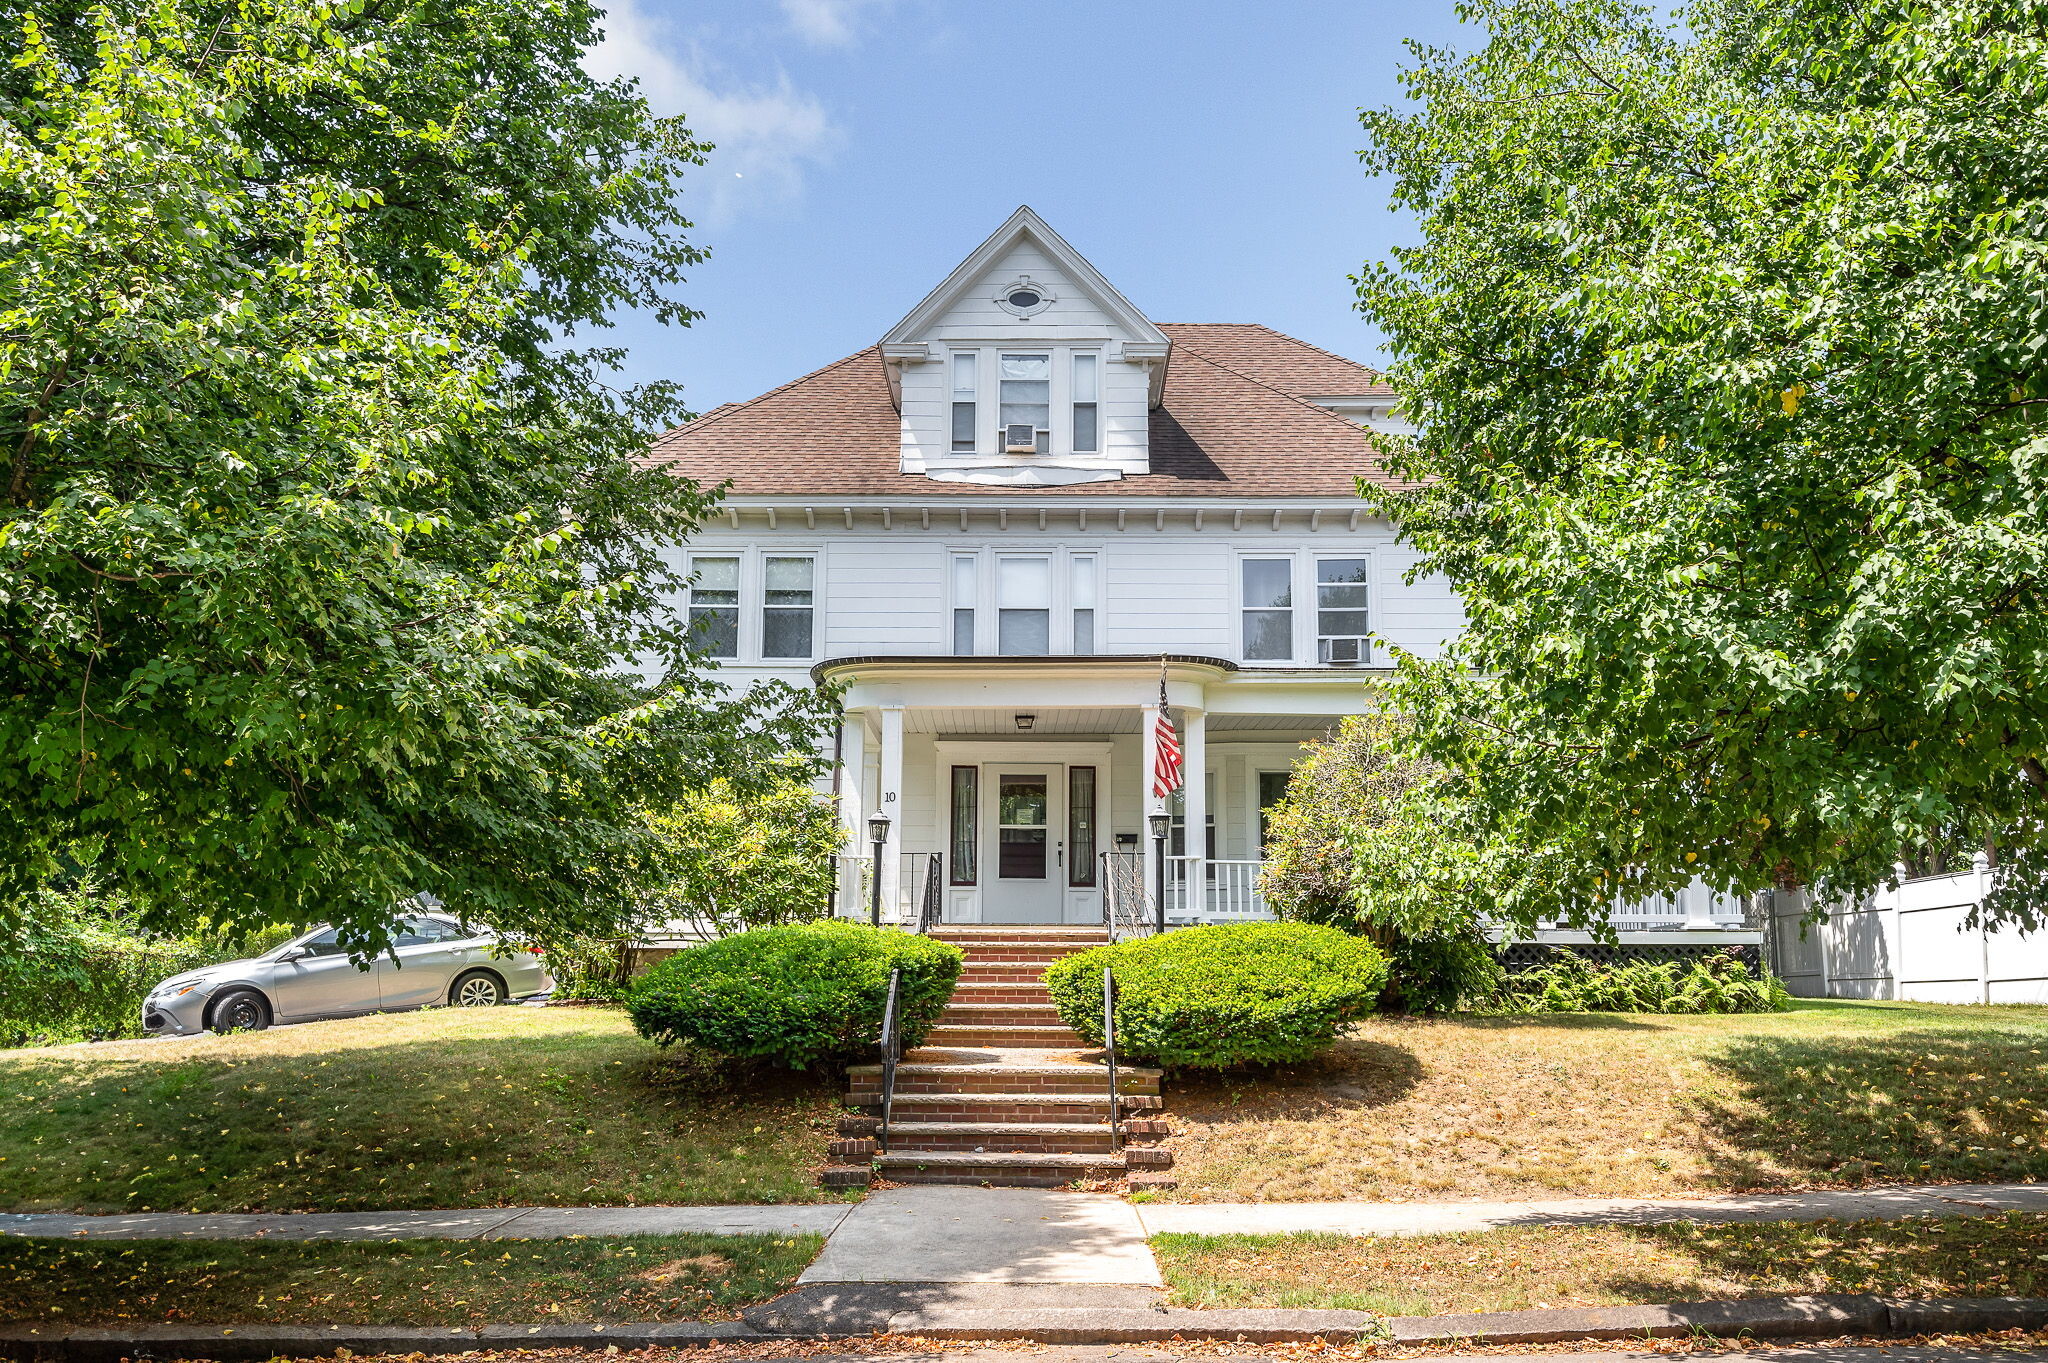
[914,852,943,933]
[877,966,902,1154]
[1101,966,1122,1152]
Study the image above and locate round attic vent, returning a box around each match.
[994,276,1054,317]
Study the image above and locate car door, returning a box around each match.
[270,928,385,1022]
[378,916,468,1010]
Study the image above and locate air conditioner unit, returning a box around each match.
[1320,637,1368,665]
[1004,423,1040,454]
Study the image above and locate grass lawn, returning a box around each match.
[0,1233,819,1325]
[1153,1210,2048,1315]
[1160,999,2048,1202]
[0,1007,848,1212]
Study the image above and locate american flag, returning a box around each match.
[1151,675,1183,798]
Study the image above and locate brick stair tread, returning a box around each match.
[884,1092,1157,1107]
[875,1150,1125,1168]
[929,1025,1085,1037]
[849,1060,1157,1076]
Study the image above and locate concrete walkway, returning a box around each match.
[1136,1180,2048,1238]
[3,1181,2040,1281]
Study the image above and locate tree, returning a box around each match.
[1261,716,1501,1012]
[1356,0,2048,927]
[644,765,843,934]
[0,0,834,950]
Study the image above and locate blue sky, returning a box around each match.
[585,0,1472,413]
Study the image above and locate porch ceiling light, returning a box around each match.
[867,809,892,847]
[1014,713,1036,731]
[1147,811,1172,841]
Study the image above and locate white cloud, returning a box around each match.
[585,0,839,223]
[778,0,893,46]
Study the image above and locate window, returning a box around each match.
[296,927,348,958]
[687,555,740,658]
[951,554,977,655]
[997,773,1050,878]
[1257,771,1293,852]
[996,556,1051,654]
[1068,766,1097,887]
[761,556,815,658]
[949,766,977,885]
[1316,558,1370,662]
[396,916,462,947]
[999,354,1050,454]
[1071,353,1099,453]
[1070,555,1097,654]
[1168,776,1217,860]
[950,351,976,453]
[1241,559,1293,661]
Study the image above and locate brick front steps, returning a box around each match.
[826,926,1176,1191]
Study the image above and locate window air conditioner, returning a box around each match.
[1320,637,1368,665]
[1004,423,1040,453]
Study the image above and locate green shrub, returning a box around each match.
[625,921,963,1068]
[1043,923,1389,1069]
[644,768,842,932]
[0,883,213,1047]
[537,935,631,1002]
[1495,950,1790,1014]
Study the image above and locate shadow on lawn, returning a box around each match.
[1690,1026,2048,1189]
[1167,1035,1424,1123]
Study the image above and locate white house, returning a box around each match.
[644,207,1758,949]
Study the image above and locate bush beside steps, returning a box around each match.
[1044,921,1388,1069]
[627,920,963,1069]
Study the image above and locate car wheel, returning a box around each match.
[209,988,271,1034]
[450,970,506,1008]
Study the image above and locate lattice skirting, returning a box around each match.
[1498,941,1764,973]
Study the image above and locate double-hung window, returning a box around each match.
[1316,558,1370,663]
[1071,353,1099,453]
[761,556,815,659]
[996,555,1051,654]
[687,555,741,659]
[999,354,1051,454]
[1241,558,1294,661]
[951,554,978,655]
[950,351,977,453]
[1069,555,1097,655]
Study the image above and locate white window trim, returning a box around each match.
[943,346,1106,461]
[759,550,821,663]
[681,544,827,665]
[949,544,1100,655]
[1234,548,1376,666]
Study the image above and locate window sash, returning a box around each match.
[1071,353,1099,453]
[1316,558,1370,646]
[949,766,978,886]
[1070,555,1097,656]
[688,555,741,658]
[1068,766,1097,887]
[760,556,814,659]
[951,554,977,655]
[999,353,1051,453]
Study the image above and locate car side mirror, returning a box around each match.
[276,946,308,963]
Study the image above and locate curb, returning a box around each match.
[2,1294,2044,1358]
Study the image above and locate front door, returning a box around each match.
[980,765,1065,924]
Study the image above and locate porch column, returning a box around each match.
[837,713,867,917]
[1681,877,1719,930]
[1140,699,1161,908]
[878,705,905,922]
[1182,707,1207,919]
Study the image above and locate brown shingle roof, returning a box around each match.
[641,323,1406,497]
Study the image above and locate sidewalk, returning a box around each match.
[4,1180,2039,1250]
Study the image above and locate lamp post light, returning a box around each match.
[1146,809,1171,936]
[867,808,892,927]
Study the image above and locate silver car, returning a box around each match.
[141,913,553,1035]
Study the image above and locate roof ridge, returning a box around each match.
[1165,321,1388,385]
[650,346,882,449]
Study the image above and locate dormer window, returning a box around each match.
[950,351,977,453]
[999,354,1051,455]
[1007,288,1040,309]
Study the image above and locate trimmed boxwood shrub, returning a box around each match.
[1043,922,1389,1069]
[626,920,963,1069]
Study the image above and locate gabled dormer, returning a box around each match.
[881,207,1170,486]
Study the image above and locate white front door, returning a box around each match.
[980,764,1065,924]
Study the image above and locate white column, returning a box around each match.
[1182,706,1207,921]
[837,714,867,917]
[1140,701,1160,907]
[1681,877,1719,930]
[878,705,905,922]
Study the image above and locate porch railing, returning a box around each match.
[1102,850,1151,940]
[832,850,946,931]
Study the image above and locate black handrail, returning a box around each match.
[876,966,902,1153]
[1102,966,1122,1152]
[915,852,943,933]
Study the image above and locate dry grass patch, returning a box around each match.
[0,1233,820,1325]
[1159,1000,2048,1202]
[0,1007,847,1212]
[1153,1210,2048,1315]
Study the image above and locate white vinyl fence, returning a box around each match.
[1764,855,2048,1004]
